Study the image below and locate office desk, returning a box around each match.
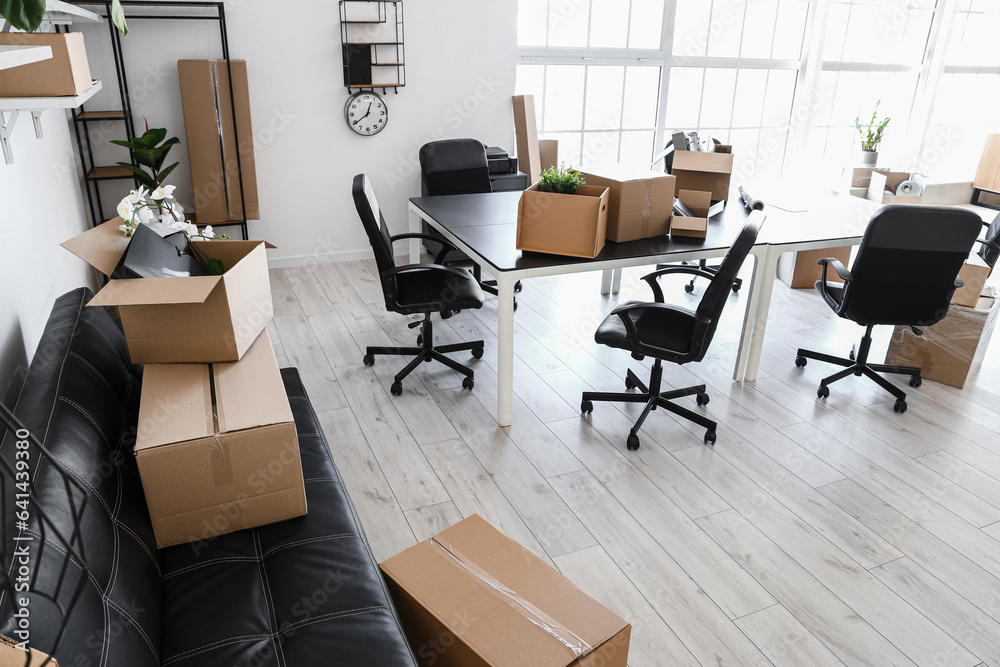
[409,191,759,426]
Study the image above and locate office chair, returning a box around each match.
[352,174,486,395]
[660,135,741,294]
[582,211,764,449]
[419,138,521,309]
[977,210,1000,269]
[794,205,983,413]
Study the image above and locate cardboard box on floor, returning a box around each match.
[954,252,992,308]
[671,149,733,202]
[671,189,710,239]
[178,60,260,224]
[777,247,852,289]
[61,219,274,364]
[580,167,675,243]
[517,183,609,258]
[380,515,631,667]
[0,32,92,97]
[0,635,58,666]
[135,330,306,548]
[884,287,1000,389]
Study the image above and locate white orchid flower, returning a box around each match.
[202,226,215,238]
[151,184,176,201]
[117,198,135,221]
[127,186,148,204]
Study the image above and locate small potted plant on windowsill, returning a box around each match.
[855,100,891,167]
[517,163,610,258]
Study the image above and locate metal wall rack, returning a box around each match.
[339,0,404,95]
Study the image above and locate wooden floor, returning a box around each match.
[270,259,1000,667]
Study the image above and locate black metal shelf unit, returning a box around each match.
[339,0,404,95]
[66,1,249,240]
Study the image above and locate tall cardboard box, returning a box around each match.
[671,150,734,202]
[512,95,541,184]
[62,219,274,364]
[0,33,92,97]
[178,60,260,224]
[135,330,306,548]
[884,288,1000,388]
[517,184,609,258]
[974,133,1000,193]
[581,167,675,242]
[380,515,631,667]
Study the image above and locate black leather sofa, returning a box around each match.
[0,288,417,666]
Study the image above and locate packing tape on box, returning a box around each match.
[897,173,926,196]
[641,182,654,238]
[429,538,593,657]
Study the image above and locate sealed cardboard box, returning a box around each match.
[135,330,306,548]
[380,514,631,667]
[0,635,58,666]
[884,288,1000,388]
[777,247,852,289]
[517,183,609,258]
[0,33,92,97]
[671,189,710,239]
[62,220,274,364]
[672,149,734,202]
[581,167,675,242]
[178,60,260,224]
[974,133,1000,193]
[512,95,541,184]
[953,253,992,308]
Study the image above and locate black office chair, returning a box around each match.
[794,205,983,413]
[352,174,486,395]
[659,135,741,294]
[582,211,764,449]
[977,210,1000,269]
[419,138,521,308]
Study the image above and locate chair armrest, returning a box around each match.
[382,263,473,282]
[390,232,459,264]
[816,258,852,313]
[639,266,718,302]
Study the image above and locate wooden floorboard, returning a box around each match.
[280,260,1000,666]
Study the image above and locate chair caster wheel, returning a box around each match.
[626,432,640,450]
[416,335,423,346]
[514,281,523,293]
[894,399,907,413]
[440,310,453,319]
[513,300,518,311]
[390,381,403,396]
[363,353,375,366]
[684,282,694,294]
[462,376,475,390]
[696,392,710,406]
[849,346,856,361]
[731,284,740,293]
[909,375,922,387]
[817,384,830,399]
[704,430,717,445]
[795,356,807,368]
[472,347,484,359]
[581,400,593,414]
[624,375,635,390]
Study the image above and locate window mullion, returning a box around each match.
[912,0,959,171]
[787,0,830,169]
[654,0,679,164]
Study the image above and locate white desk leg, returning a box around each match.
[496,274,517,427]
[742,247,781,381]
[408,208,421,264]
[601,269,613,295]
[611,267,622,294]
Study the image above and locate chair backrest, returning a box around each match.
[979,211,1000,269]
[353,173,396,278]
[419,139,493,196]
[842,204,983,326]
[691,211,764,357]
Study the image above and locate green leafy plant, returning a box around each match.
[855,100,891,152]
[539,163,586,195]
[0,0,127,34]
[111,122,180,191]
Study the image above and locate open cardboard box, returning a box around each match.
[517,183,610,258]
[135,330,306,548]
[62,220,274,364]
[671,189,710,239]
[865,170,922,204]
[0,33,92,97]
[0,635,57,666]
[380,514,631,667]
[580,166,675,243]
[672,149,733,202]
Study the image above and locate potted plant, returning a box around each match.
[517,163,610,258]
[1,0,127,33]
[855,100,891,166]
[539,164,586,195]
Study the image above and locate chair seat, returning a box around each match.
[594,301,697,358]
[394,267,485,312]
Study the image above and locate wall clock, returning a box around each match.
[345,91,388,136]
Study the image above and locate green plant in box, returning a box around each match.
[111,123,181,191]
[539,163,586,195]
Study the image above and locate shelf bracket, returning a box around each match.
[0,110,19,165]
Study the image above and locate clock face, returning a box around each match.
[345,92,388,136]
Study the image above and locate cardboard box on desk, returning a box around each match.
[135,330,306,548]
[380,514,631,667]
[0,32,92,97]
[580,167,675,242]
[0,635,58,666]
[865,170,922,204]
[671,149,734,202]
[61,220,274,364]
[671,189,710,239]
[517,183,609,258]
[885,288,1000,389]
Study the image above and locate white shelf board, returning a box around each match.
[43,0,103,24]
[0,79,102,111]
[0,45,53,71]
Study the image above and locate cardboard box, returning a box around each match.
[0,635,58,666]
[581,167,675,243]
[0,33,92,97]
[671,149,734,202]
[135,330,306,548]
[953,253,992,308]
[974,133,1000,193]
[62,219,274,364]
[380,515,631,667]
[539,138,559,173]
[178,60,260,224]
[777,247,853,289]
[866,171,922,205]
[517,183,609,258]
[671,189,710,239]
[885,288,999,389]
[512,95,541,184]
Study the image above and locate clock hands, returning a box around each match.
[353,102,373,125]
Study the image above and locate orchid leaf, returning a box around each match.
[206,258,225,275]
[156,162,179,184]
[0,0,46,32]
[116,162,156,189]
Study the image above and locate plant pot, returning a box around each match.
[859,150,878,167]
